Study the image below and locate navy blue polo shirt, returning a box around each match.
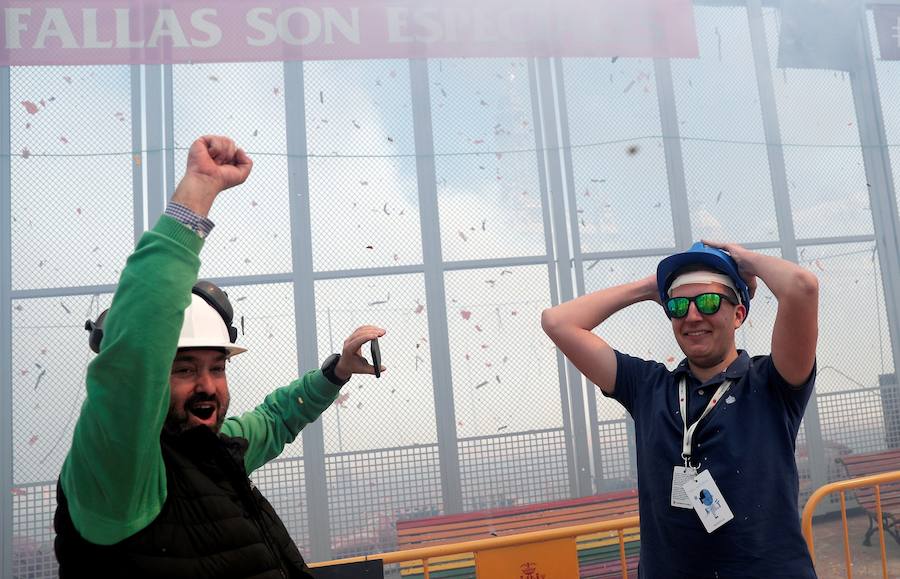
[608,350,817,579]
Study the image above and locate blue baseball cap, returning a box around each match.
[657,242,751,315]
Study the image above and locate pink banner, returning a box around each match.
[0,0,698,66]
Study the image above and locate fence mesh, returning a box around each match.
[8,2,900,576]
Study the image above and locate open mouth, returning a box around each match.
[189,403,216,421]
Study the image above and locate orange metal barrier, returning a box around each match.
[309,515,640,578]
[801,470,900,579]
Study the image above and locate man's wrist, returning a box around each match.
[165,202,215,239]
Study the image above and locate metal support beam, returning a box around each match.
[549,57,597,497]
[853,6,900,452]
[284,61,332,561]
[1,63,13,579]
[746,0,828,490]
[654,58,693,250]
[409,58,463,515]
[535,58,592,497]
[144,65,166,223]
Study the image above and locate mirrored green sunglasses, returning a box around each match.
[665,292,737,319]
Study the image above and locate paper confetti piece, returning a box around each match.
[21,101,39,114]
[475,381,488,389]
[21,148,30,159]
[460,310,472,320]
[414,303,425,314]
[28,435,38,445]
[59,136,69,144]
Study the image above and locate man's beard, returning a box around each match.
[163,392,229,435]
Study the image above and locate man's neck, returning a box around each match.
[688,349,739,383]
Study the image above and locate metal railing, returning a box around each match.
[801,470,900,579]
[308,515,640,578]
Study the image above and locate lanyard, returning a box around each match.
[679,378,731,467]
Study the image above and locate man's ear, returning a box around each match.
[734,304,747,328]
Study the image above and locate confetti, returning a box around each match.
[475,381,488,389]
[334,392,350,407]
[60,302,70,314]
[498,425,508,431]
[460,310,472,320]
[475,325,483,332]
[319,90,323,103]
[21,101,39,114]
[59,136,69,144]
[414,303,425,314]
[383,203,390,215]
[623,80,636,93]
[11,488,27,496]
[63,76,73,83]
[352,120,360,129]
[20,148,30,159]
[368,293,390,306]
[28,435,38,445]
[365,245,374,250]
[34,369,46,390]
[716,191,723,204]
[626,144,640,156]
[458,231,468,241]
[208,75,219,82]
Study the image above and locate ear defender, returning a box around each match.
[191,280,238,344]
[85,309,109,354]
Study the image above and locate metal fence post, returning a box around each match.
[283,60,332,560]
[1,63,13,579]
[408,58,464,515]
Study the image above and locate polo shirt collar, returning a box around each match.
[673,350,751,387]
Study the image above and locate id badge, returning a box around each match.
[671,466,697,509]
[682,470,734,533]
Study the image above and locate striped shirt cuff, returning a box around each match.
[164,202,215,239]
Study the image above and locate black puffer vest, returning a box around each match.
[54,427,314,579]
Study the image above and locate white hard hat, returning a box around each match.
[178,293,247,358]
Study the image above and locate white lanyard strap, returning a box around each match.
[679,377,731,465]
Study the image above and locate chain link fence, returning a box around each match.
[7,2,900,577]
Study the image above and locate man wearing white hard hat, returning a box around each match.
[542,241,819,578]
[53,136,384,578]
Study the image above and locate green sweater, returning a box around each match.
[60,215,341,546]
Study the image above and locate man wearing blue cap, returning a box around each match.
[542,240,819,578]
